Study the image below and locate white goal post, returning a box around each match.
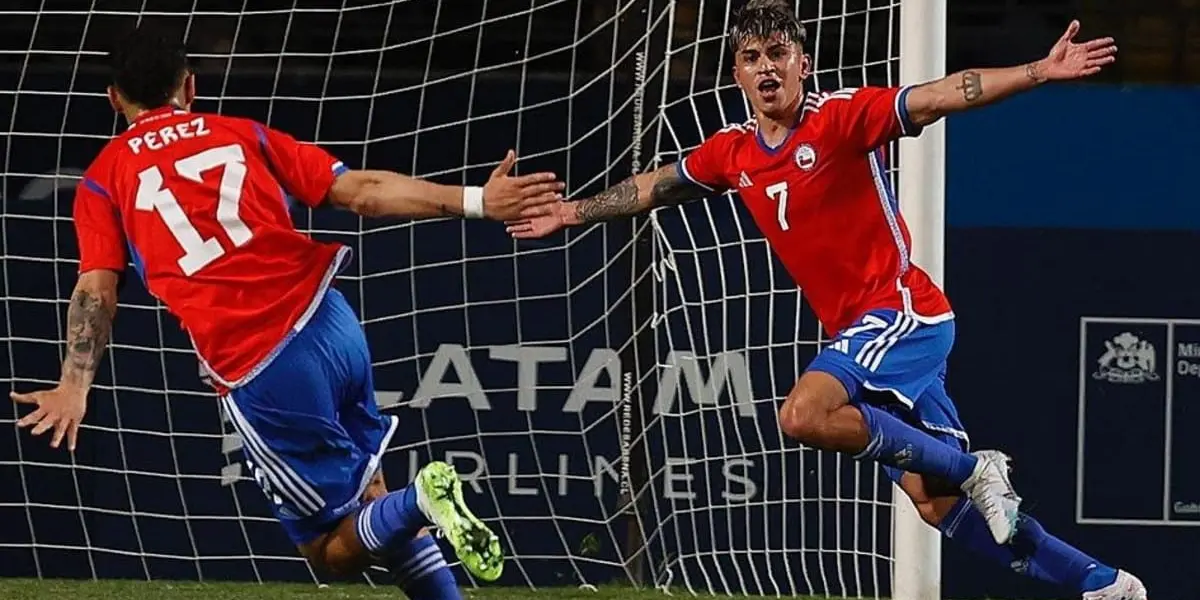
[0,0,943,597]
[895,1,948,599]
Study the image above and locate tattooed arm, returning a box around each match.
[505,164,711,239]
[902,65,1044,128]
[564,164,708,225]
[904,21,1116,127]
[60,270,119,392]
[11,269,118,451]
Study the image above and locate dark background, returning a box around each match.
[2,1,1198,599]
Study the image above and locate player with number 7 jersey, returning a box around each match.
[11,24,566,599]
[506,2,1145,599]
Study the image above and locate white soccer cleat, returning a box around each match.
[1082,570,1147,600]
[960,449,1022,544]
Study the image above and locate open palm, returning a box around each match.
[1038,20,1117,81]
[505,201,570,239]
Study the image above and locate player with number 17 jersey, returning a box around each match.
[75,106,350,392]
[14,24,568,592]
[677,86,952,336]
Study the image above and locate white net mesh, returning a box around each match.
[1,0,909,595]
[643,1,903,595]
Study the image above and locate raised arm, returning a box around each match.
[327,151,564,221]
[506,163,712,239]
[905,20,1116,127]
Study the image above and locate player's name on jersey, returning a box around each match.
[127,116,211,155]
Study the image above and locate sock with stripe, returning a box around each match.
[940,497,1117,593]
[355,486,429,556]
[854,402,978,486]
[386,534,461,600]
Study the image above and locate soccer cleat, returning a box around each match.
[960,449,1022,545]
[414,461,504,581]
[1082,570,1147,600]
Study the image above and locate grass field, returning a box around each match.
[0,579,1032,599]
[0,579,827,600]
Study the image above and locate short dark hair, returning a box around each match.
[728,0,807,53]
[109,24,189,109]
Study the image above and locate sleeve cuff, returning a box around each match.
[676,158,715,192]
[895,86,923,137]
[332,161,348,176]
[78,260,126,274]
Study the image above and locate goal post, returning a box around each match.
[894,1,948,600]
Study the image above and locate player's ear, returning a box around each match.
[106,85,122,113]
[731,62,749,90]
[181,73,197,109]
[798,52,812,80]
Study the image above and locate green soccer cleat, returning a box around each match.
[414,461,504,581]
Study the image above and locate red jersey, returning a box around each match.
[73,106,350,391]
[678,86,953,335]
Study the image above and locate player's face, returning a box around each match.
[732,34,809,120]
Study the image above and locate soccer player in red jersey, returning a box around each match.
[9,25,559,597]
[505,2,1145,598]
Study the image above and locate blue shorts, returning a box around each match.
[221,288,397,546]
[806,309,969,483]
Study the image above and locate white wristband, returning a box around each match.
[462,186,485,219]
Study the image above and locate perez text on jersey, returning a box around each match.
[73,107,351,391]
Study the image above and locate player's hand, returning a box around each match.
[1033,20,1116,81]
[504,201,570,239]
[11,385,88,451]
[482,150,566,221]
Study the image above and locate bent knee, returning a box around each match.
[779,372,849,440]
[778,401,820,440]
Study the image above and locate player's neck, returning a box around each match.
[755,112,800,147]
[753,93,805,147]
[124,101,189,125]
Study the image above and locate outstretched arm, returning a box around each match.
[569,163,706,223]
[327,150,564,221]
[506,163,711,238]
[905,20,1116,127]
[12,269,119,451]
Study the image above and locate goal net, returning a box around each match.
[1,0,940,597]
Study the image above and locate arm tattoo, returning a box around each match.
[576,178,640,223]
[575,165,705,223]
[63,290,114,382]
[1025,62,1047,84]
[648,166,703,206]
[956,71,983,102]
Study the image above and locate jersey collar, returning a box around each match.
[755,92,808,155]
[128,105,188,130]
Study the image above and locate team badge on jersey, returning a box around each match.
[793,143,818,171]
